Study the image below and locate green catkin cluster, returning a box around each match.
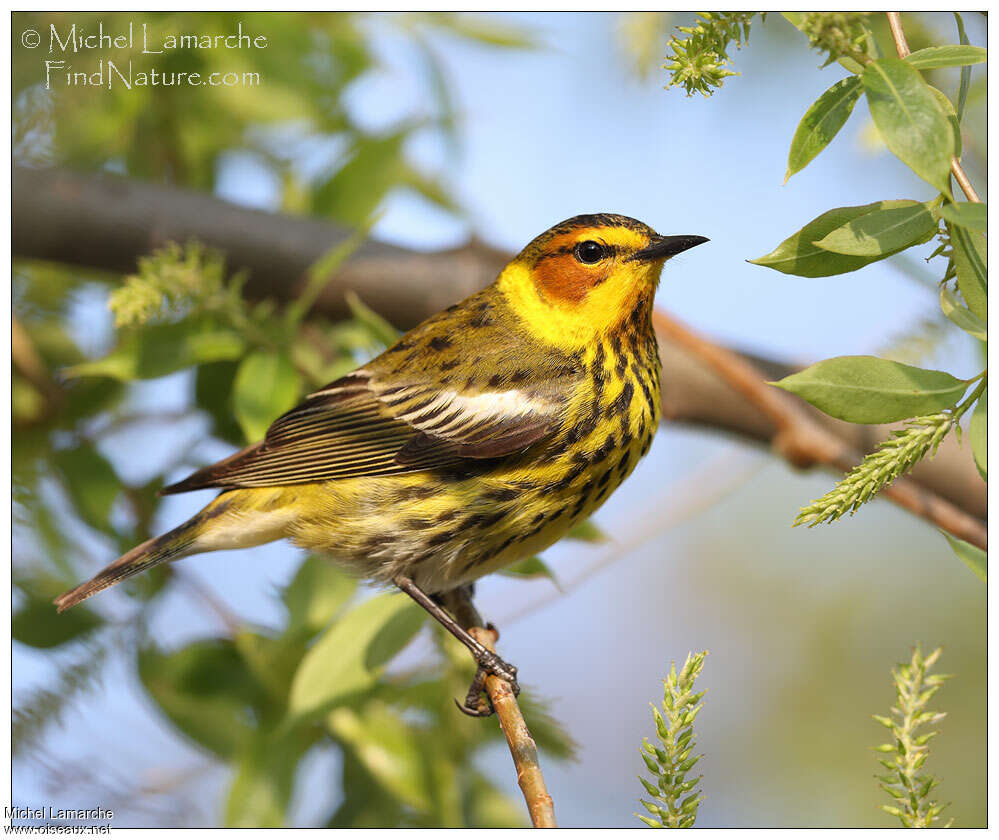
[794,413,952,526]
[798,12,872,66]
[12,642,107,756]
[109,242,239,327]
[662,13,759,97]
[637,652,707,828]
[873,646,951,827]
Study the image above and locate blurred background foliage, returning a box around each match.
[11,11,985,827]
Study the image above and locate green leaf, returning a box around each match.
[52,443,120,535]
[813,202,938,257]
[943,532,986,582]
[862,58,955,196]
[13,595,102,648]
[948,223,987,322]
[938,202,987,232]
[287,593,424,722]
[288,219,376,327]
[567,519,608,543]
[282,556,357,638]
[138,639,267,759]
[194,360,243,445]
[498,556,559,585]
[904,45,987,70]
[939,285,986,341]
[233,631,306,709]
[772,356,970,423]
[969,389,986,480]
[312,132,407,225]
[326,703,433,812]
[785,76,863,182]
[226,728,312,827]
[954,13,972,122]
[466,771,527,828]
[928,86,962,158]
[233,350,303,443]
[345,290,401,347]
[749,201,927,277]
[65,321,245,381]
[329,753,408,827]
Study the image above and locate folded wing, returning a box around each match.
[160,368,571,494]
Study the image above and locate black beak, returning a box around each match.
[628,234,709,263]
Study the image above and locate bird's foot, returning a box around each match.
[454,639,520,717]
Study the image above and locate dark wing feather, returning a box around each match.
[161,366,569,494]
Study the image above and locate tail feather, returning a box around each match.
[54,522,198,612]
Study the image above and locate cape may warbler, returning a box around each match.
[56,214,707,711]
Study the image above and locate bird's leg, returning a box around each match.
[435,584,506,717]
[432,582,483,629]
[393,575,519,716]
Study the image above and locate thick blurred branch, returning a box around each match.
[12,165,504,331]
[13,166,986,529]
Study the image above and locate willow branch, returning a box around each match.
[467,626,556,828]
[653,309,987,551]
[886,12,982,203]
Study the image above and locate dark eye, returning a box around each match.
[574,240,606,264]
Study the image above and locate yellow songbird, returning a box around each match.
[56,214,707,713]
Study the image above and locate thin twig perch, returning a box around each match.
[468,626,557,828]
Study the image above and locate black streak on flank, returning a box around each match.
[495,535,517,554]
[463,510,508,530]
[606,381,634,419]
[592,342,607,377]
[427,530,456,547]
[484,486,520,502]
[637,373,655,415]
[393,484,441,503]
[429,336,453,351]
[593,432,616,463]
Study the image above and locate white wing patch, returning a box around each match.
[409,389,556,438]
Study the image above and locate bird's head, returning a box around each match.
[498,213,707,348]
